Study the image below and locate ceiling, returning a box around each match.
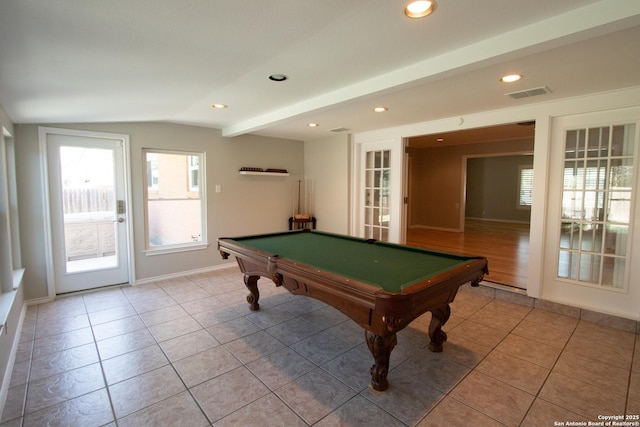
[0,0,639,141]
[408,122,536,148]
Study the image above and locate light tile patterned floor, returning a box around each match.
[2,267,639,426]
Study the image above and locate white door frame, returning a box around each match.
[39,127,135,297]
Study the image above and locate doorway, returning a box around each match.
[405,123,535,289]
[41,127,132,294]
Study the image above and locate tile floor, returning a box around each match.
[1,267,639,426]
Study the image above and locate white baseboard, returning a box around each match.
[0,301,26,419]
[134,263,237,286]
[408,224,461,232]
[464,217,531,224]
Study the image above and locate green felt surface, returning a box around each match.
[232,231,477,293]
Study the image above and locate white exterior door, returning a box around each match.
[42,128,131,294]
[354,138,405,243]
[542,108,640,320]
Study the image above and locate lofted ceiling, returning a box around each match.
[0,0,639,141]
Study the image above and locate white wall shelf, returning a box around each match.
[239,171,290,176]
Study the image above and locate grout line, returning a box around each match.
[11,273,635,426]
[624,336,638,416]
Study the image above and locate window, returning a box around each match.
[557,124,636,289]
[143,149,206,253]
[0,127,22,293]
[518,166,533,207]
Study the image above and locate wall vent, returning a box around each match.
[330,127,349,132]
[506,86,550,99]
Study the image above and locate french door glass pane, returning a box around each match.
[580,223,603,252]
[559,222,578,250]
[612,125,635,156]
[578,253,600,282]
[60,146,117,273]
[602,256,625,288]
[364,149,391,242]
[604,224,627,256]
[557,123,636,289]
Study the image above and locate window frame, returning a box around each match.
[517,165,534,209]
[142,148,208,255]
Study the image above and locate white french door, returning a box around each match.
[41,128,131,294]
[542,108,640,320]
[355,138,405,243]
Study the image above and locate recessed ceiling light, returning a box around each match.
[212,104,227,109]
[404,1,437,18]
[373,107,388,113]
[269,74,288,82]
[500,74,523,83]
[307,123,319,127]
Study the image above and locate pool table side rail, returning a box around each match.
[218,237,488,336]
[218,239,382,330]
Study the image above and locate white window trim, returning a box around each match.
[518,165,534,209]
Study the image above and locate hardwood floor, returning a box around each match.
[406,219,530,289]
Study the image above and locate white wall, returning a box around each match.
[304,133,351,234]
[15,122,304,300]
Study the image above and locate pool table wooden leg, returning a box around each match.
[243,274,260,311]
[365,330,397,391]
[428,304,451,352]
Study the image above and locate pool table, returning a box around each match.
[218,229,488,391]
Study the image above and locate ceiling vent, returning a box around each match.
[330,127,349,132]
[506,86,550,99]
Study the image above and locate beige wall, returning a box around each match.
[303,134,350,234]
[466,154,533,222]
[409,138,533,229]
[14,122,304,300]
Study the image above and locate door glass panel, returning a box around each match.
[558,249,578,279]
[587,127,609,158]
[580,223,603,252]
[557,123,636,289]
[612,125,635,156]
[602,256,625,288]
[383,150,390,168]
[366,170,374,189]
[364,225,373,239]
[604,224,627,256]
[363,149,391,242]
[374,151,381,168]
[559,222,577,249]
[59,146,117,273]
[578,253,600,282]
[372,208,380,226]
[380,208,390,227]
